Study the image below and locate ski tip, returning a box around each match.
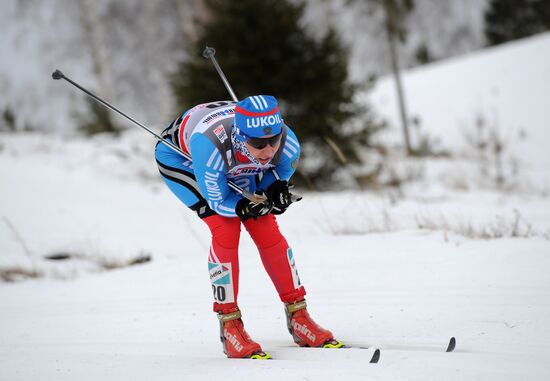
[446,337,456,352]
[370,348,381,363]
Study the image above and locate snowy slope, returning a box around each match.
[2,35,550,380]
[367,32,550,186]
[2,228,549,381]
[1,137,549,380]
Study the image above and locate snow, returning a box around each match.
[2,35,550,380]
[367,32,550,185]
[1,215,549,380]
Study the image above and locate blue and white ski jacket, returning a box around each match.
[159,101,300,217]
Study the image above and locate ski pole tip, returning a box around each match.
[52,70,64,80]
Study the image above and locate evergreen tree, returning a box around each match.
[484,0,550,46]
[171,0,382,187]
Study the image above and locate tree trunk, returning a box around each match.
[77,0,115,104]
[384,0,412,155]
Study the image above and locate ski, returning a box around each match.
[341,345,381,363]
[267,343,381,363]
[248,337,453,360]
[323,339,381,363]
[344,336,456,353]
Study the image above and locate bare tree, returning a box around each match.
[76,0,115,104]
[383,0,414,154]
[345,0,414,154]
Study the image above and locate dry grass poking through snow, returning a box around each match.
[320,201,547,240]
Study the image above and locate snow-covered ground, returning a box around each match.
[367,32,550,187]
[2,35,550,380]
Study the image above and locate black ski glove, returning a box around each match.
[235,193,273,221]
[267,180,301,215]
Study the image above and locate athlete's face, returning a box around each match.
[245,135,281,165]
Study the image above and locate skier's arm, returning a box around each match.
[190,134,241,217]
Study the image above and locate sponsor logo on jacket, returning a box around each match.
[213,125,228,143]
[204,171,223,201]
[203,109,235,125]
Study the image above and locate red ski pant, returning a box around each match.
[203,213,306,313]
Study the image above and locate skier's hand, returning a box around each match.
[236,193,273,221]
[267,180,301,215]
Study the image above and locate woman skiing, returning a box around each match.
[155,95,341,359]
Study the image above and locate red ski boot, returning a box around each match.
[285,300,343,348]
[218,308,270,359]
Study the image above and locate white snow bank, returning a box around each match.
[367,32,550,186]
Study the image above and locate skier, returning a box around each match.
[155,95,342,359]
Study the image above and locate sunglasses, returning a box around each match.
[245,133,282,149]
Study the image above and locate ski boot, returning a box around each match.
[285,299,343,348]
[218,308,271,359]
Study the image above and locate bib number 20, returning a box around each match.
[212,285,226,302]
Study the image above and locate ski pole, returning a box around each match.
[202,46,277,181]
[51,69,266,204]
[202,47,302,202]
[202,47,239,103]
